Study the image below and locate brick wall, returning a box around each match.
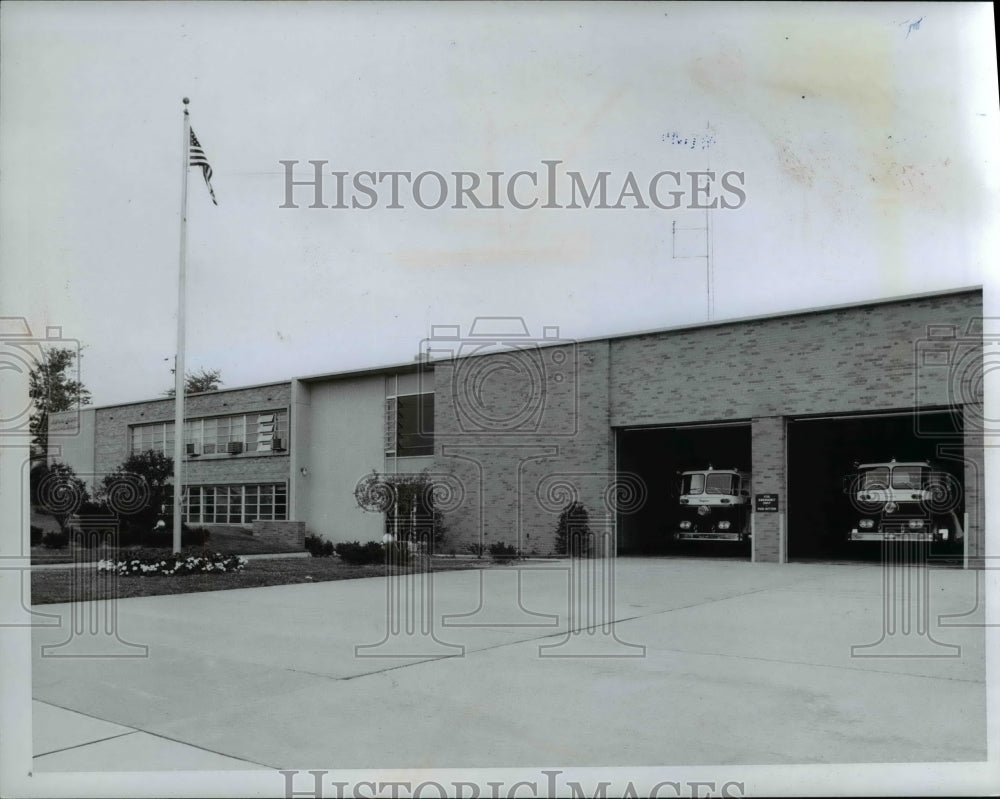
[251,520,305,548]
[92,383,292,491]
[437,290,984,561]
[609,292,981,424]
[751,417,785,563]
[434,341,614,555]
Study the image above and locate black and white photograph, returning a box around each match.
[0,2,997,797]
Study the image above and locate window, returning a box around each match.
[132,410,288,456]
[861,468,890,489]
[183,483,287,524]
[705,473,737,495]
[891,466,926,490]
[387,393,434,457]
[683,474,705,495]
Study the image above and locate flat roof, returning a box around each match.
[81,379,292,412]
[298,284,982,381]
[84,285,982,409]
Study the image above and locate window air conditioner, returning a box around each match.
[227,441,244,455]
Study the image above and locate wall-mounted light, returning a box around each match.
[300,467,309,477]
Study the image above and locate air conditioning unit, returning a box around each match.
[227,441,244,455]
[271,437,285,452]
[186,443,200,456]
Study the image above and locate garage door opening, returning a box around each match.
[617,423,751,558]
[787,410,965,562]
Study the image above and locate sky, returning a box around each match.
[1,1,997,407]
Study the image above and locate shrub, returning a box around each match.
[97,552,247,577]
[305,533,335,558]
[466,542,485,558]
[139,524,210,550]
[354,469,449,552]
[555,501,592,557]
[334,541,385,565]
[30,525,44,546]
[41,530,69,549]
[488,541,519,562]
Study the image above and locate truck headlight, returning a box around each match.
[679,521,692,530]
[859,519,874,529]
[717,521,731,530]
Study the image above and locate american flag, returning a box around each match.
[189,128,217,205]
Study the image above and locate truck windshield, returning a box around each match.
[705,473,736,494]
[860,467,889,489]
[891,466,926,489]
[683,474,705,494]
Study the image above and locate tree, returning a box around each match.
[30,461,88,535]
[163,367,223,397]
[97,450,174,539]
[29,347,91,460]
[554,501,592,557]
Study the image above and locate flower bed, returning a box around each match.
[97,552,248,577]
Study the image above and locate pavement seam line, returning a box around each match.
[34,730,139,758]
[31,699,276,770]
[329,566,981,684]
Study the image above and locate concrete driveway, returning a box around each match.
[31,557,986,770]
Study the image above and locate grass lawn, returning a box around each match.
[31,556,493,604]
[30,523,304,564]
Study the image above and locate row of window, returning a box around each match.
[183,483,288,524]
[130,411,289,457]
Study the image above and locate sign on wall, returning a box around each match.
[755,494,779,513]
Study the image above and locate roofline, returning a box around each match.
[580,284,983,349]
[297,284,983,382]
[78,284,983,405]
[80,379,292,413]
[295,359,424,384]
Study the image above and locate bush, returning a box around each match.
[41,530,69,549]
[334,540,385,565]
[488,541,519,562]
[30,525,44,546]
[139,524,210,550]
[97,552,247,577]
[554,501,592,557]
[466,542,485,558]
[305,533,335,557]
[354,469,449,553]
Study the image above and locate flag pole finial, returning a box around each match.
[183,97,189,104]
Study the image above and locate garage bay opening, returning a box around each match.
[616,423,752,558]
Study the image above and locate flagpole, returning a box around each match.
[173,98,191,554]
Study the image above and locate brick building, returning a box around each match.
[49,286,986,565]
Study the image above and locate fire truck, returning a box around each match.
[673,466,751,542]
[847,459,962,543]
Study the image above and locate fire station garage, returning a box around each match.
[616,423,752,557]
[786,410,966,562]
[598,286,985,566]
